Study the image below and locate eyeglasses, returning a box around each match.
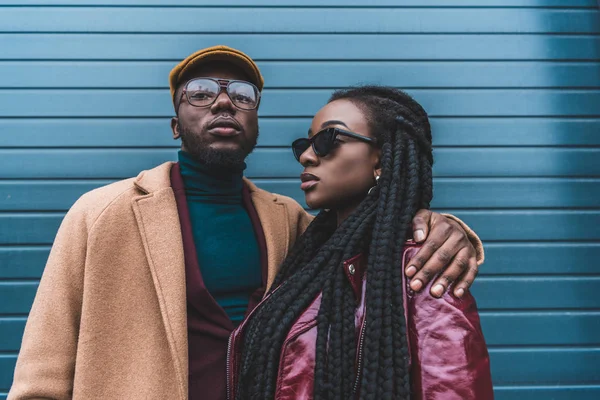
[291,127,377,162]
[180,77,261,110]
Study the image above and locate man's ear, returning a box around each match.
[171,117,180,140]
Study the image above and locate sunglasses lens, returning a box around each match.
[312,129,335,157]
[228,81,259,110]
[185,79,220,107]
[292,139,311,161]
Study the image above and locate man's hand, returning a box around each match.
[406,210,478,298]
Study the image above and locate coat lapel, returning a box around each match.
[244,178,290,291]
[131,162,188,399]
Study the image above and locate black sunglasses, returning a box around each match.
[291,127,377,162]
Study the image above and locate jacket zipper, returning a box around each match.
[226,285,283,400]
[351,241,417,395]
[226,332,233,400]
[353,318,367,394]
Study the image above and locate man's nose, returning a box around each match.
[211,90,235,113]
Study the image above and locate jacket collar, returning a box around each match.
[343,253,368,303]
[342,240,419,303]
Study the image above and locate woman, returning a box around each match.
[227,86,493,399]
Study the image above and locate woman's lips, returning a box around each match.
[300,172,319,191]
[300,180,319,191]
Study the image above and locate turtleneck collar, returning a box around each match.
[178,150,245,203]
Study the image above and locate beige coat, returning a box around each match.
[8,162,483,400]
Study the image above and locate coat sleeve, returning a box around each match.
[441,213,485,266]
[283,199,314,243]
[8,199,91,400]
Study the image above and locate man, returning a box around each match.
[9,46,484,399]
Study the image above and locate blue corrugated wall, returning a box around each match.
[1,1,599,398]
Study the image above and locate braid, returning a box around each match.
[236,86,434,399]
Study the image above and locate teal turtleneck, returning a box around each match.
[178,150,262,326]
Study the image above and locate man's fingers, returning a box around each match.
[412,209,432,243]
[406,227,461,290]
[453,257,479,298]
[429,247,472,298]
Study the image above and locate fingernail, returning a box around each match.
[410,279,423,291]
[414,229,425,242]
[455,288,465,298]
[405,266,417,277]
[432,284,444,297]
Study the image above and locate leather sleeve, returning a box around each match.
[402,245,494,400]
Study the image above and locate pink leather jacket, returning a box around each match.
[227,241,494,399]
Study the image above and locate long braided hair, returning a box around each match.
[237,86,434,399]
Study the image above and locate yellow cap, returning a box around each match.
[169,45,264,102]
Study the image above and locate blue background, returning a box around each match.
[0,0,599,398]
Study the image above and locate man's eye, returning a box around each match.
[234,94,253,103]
[190,91,214,100]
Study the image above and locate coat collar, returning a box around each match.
[133,161,174,195]
[242,177,291,291]
[132,162,289,294]
[130,161,188,399]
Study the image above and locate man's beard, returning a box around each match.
[178,122,258,169]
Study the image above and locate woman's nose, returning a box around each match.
[299,145,319,167]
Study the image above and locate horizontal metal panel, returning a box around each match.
[494,386,600,400]
[1,118,598,147]
[482,311,600,346]
[1,311,598,353]
[2,89,599,117]
[2,34,598,61]
[1,178,599,211]
[1,277,599,315]
[483,243,600,275]
[490,348,600,385]
[0,318,25,352]
[0,0,595,7]
[3,61,599,88]
[3,242,599,279]
[1,148,598,179]
[0,247,48,278]
[8,211,600,244]
[0,241,596,281]
[1,8,598,33]
[452,210,600,241]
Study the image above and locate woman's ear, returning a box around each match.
[171,117,180,140]
[373,149,382,178]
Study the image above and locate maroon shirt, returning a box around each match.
[170,164,269,400]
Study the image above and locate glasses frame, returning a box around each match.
[292,127,377,162]
[179,77,261,111]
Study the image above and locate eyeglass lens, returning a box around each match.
[186,79,259,110]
